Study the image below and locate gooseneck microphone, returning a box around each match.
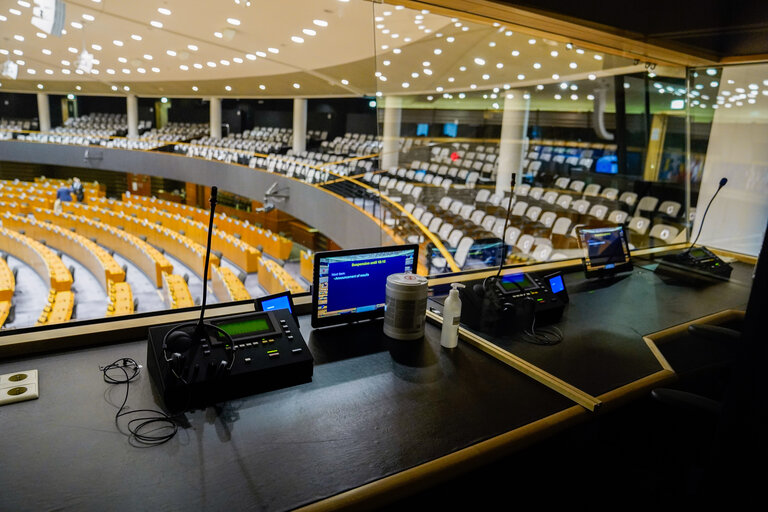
[687,177,727,254]
[195,186,218,338]
[495,173,517,280]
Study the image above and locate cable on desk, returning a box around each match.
[101,357,178,446]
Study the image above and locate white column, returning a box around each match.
[209,97,222,139]
[381,96,402,171]
[292,98,308,153]
[496,92,529,196]
[126,94,139,138]
[37,93,51,132]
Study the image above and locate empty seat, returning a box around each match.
[481,215,497,232]
[649,224,680,246]
[635,196,659,216]
[583,183,601,197]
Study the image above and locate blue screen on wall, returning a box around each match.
[443,123,458,137]
[416,123,429,136]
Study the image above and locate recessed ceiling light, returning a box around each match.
[446,36,455,43]
[206,61,216,67]
[291,36,304,43]
[233,57,243,63]
[151,67,160,72]
[92,44,102,51]
[106,68,115,74]
[259,84,266,90]
[313,19,328,27]
[180,64,189,70]
[225,85,232,91]
[137,67,146,74]
[594,55,603,60]
[570,94,578,100]
[123,86,130,91]
[132,34,142,41]
[122,68,130,74]
[82,13,95,21]
[143,54,153,60]
[150,20,163,28]
[303,28,316,36]
[227,17,240,25]
[26,68,36,74]
[37,83,43,89]
[36,32,46,38]
[528,39,536,44]
[411,72,419,78]
[482,74,490,80]
[193,63,202,69]
[474,57,485,65]
[516,74,525,80]
[434,48,442,55]
[341,79,349,85]
[9,9,21,16]
[13,50,23,55]
[214,32,223,38]
[188,44,198,51]
[496,63,504,69]
[111,85,118,91]
[423,68,432,75]
[71,21,83,29]
[511,50,519,56]
[245,53,256,60]
[569,62,577,69]
[393,48,401,54]
[44,68,53,74]
[293,83,300,89]
[118,57,127,63]
[62,68,70,74]
[113,40,124,47]
[402,82,410,88]
[268,48,279,54]
[158,8,171,15]
[220,59,230,66]
[166,49,177,56]
[68,47,78,53]
[192,86,198,91]
[588,74,596,80]
[18,1,32,7]
[13,34,24,41]
[42,48,51,55]
[256,51,266,57]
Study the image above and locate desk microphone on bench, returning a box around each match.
[687,177,727,254]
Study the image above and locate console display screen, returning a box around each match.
[312,245,418,328]
[498,273,538,293]
[577,225,633,277]
[217,317,271,337]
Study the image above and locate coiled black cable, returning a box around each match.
[101,357,178,446]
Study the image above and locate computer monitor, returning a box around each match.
[595,155,618,174]
[311,245,418,328]
[255,291,297,322]
[576,225,633,278]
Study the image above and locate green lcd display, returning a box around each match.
[217,317,271,337]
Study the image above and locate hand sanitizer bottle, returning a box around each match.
[441,283,465,349]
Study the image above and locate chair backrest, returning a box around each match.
[608,210,628,224]
[453,237,476,268]
[515,234,535,254]
[583,183,601,197]
[532,243,553,262]
[470,209,486,225]
[447,229,463,248]
[480,215,496,231]
[449,200,463,215]
[439,196,453,210]
[539,211,557,228]
[428,217,443,232]
[601,187,619,200]
[571,199,590,214]
[505,226,522,246]
[619,191,638,207]
[635,195,659,213]
[569,180,585,193]
[542,191,558,204]
[628,216,651,235]
[419,211,434,227]
[433,176,443,186]
[402,183,413,195]
[459,204,474,219]
[475,189,491,203]
[528,186,544,200]
[404,203,415,214]
[411,187,422,201]
[551,217,572,235]
[412,207,425,221]
[437,222,454,240]
[516,183,531,197]
[649,224,680,243]
[511,201,528,216]
[658,200,682,217]
[525,205,542,221]
[488,194,503,206]
[554,177,570,189]
[555,194,572,210]
[588,204,608,220]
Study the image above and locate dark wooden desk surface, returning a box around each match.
[0,262,753,511]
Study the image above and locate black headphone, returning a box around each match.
[161,322,236,383]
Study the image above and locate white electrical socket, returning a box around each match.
[0,369,39,406]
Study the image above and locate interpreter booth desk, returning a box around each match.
[0,260,753,511]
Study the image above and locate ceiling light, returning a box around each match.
[122,68,130,74]
[256,51,266,57]
[106,68,115,74]
[706,68,718,76]
[446,36,455,43]
[710,81,719,87]
[150,21,163,28]
[569,62,577,69]
[13,35,23,42]
[233,57,243,63]
[268,48,279,54]
[68,47,78,53]
[293,83,300,89]
[9,9,21,16]
[447,77,454,82]
[411,72,419,78]
[0,15,6,21]
[482,74,490,80]
[552,73,559,79]
[536,84,544,90]
[434,48,442,55]
[26,68,36,74]
[474,57,485,65]
[382,60,390,66]
[111,85,117,91]
[594,55,603,60]
[131,34,142,41]
[528,39,536,44]
[511,50,519,56]
[533,62,541,69]
[488,42,496,47]
[13,50,23,55]
[143,54,153,60]
[192,86,198,91]
[292,36,304,43]
[42,48,51,55]
[151,67,159,72]
[313,19,328,27]
[554,94,561,100]
[92,44,102,51]
[423,68,432,75]
[560,82,568,89]
[44,68,53,74]
[303,28,316,36]
[220,59,230,66]
[517,74,525,80]
[206,61,216,67]
[166,50,176,56]
[496,63,504,69]
[214,32,223,38]
[118,57,127,63]
[71,21,83,29]
[393,48,401,54]
[227,17,241,26]
[341,79,349,85]
[193,63,203,69]
[137,68,146,73]
[113,40,124,47]
[588,74,596,80]
[259,84,265,90]
[401,82,410,88]
[188,44,198,51]
[123,86,130,91]
[36,32,46,38]
[570,94,578,100]
[180,64,189,70]
[37,83,43,89]
[225,85,232,91]
[61,68,70,74]
[245,53,257,60]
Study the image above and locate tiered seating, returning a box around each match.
[106,281,134,317]
[162,273,194,309]
[61,202,219,282]
[2,212,126,291]
[122,194,294,261]
[91,197,261,273]
[320,133,385,156]
[0,256,15,328]
[0,118,37,131]
[300,250,313,282]
[258,258,304,295]
[33,208,172,288]
[37,290,75,326]
[211,265,250,302]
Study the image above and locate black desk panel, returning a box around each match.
[0,320,573,512]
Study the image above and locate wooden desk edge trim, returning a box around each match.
[295,405,587,512]
[426,310,601,411]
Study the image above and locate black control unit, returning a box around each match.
[147,309,313,412]
[655,247,733,285]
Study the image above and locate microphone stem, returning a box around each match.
[197,187,218,335]
[687,183,724,253]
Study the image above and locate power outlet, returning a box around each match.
[0,369,39,406]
